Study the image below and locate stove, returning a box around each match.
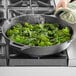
[0,0,76,67]
[7,0,53,7]
[0,30,69,66]
[0,33,68,66]
[0,0,70,67]
[8,46,68,66]
[7,0,55,19]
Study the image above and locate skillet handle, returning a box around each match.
[10,42,30,51]
[2,33,30,51]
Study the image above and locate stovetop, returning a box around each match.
[10,51,67,59]
[9,45,68,59]
[0,0,69,66]
[0,0,76,67]
[7,0,55,19]
[8,46,68,66]
[0,33,68,66]
[8,0,52,7]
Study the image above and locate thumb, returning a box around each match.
[56,3,61,10]
[62,2,68,9]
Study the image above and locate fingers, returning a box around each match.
[56,0,68,10]
[56,3,62,10]
[56,3,61,10]
[62,2,68,9]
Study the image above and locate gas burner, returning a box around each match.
[9,49,68,59]
[8,0,53,7]
[8,46,68,66]
[7,0,55,18]
[8,7,54,18]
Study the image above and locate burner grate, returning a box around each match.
[9,47,68,66]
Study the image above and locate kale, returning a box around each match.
[6,22,71,47]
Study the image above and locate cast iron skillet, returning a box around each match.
[1,14,74,57]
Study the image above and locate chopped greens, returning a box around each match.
[6,22,71,47]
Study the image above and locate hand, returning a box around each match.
[56,0,68,9]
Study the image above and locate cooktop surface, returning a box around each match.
[0,0,70,66]
[8,46,68,66]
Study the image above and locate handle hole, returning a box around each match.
[13,42,24,46]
